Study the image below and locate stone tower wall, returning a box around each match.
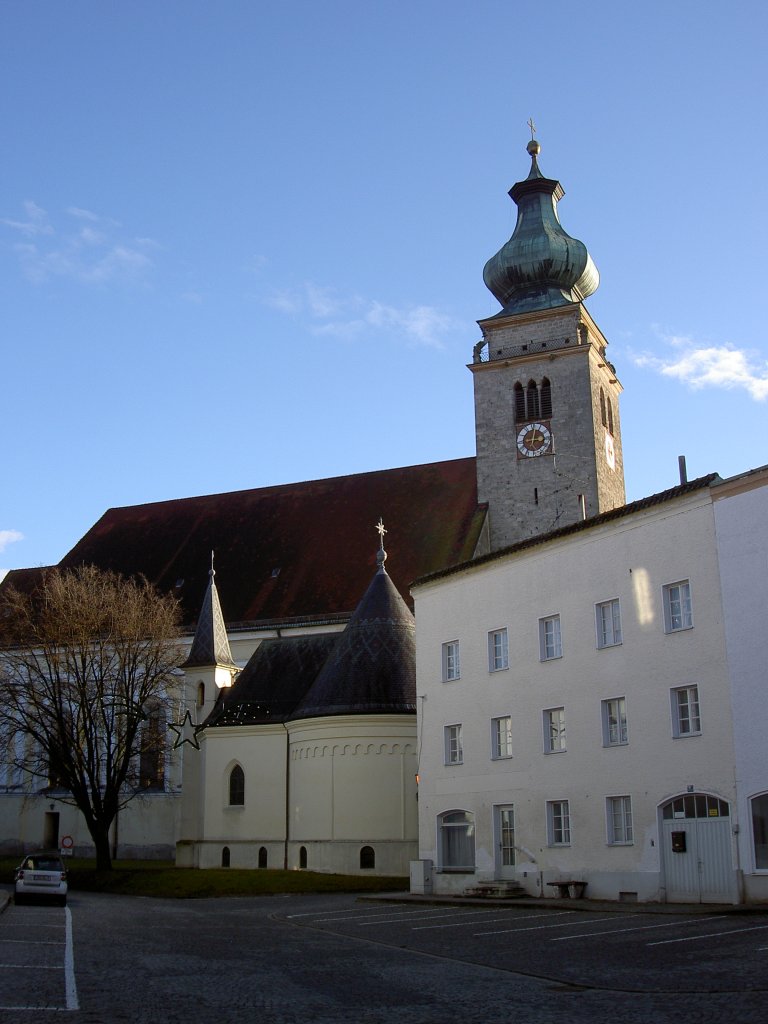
[472,304,625,550]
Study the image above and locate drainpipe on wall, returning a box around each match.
[282,722,290,870]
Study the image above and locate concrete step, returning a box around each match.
[462,880,528,899]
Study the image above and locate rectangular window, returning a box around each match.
[444,724,463,765]
[491,716,513,759]
[488,628,509,672]
[539,615,562,660]
[596,599,622,648]
[671,686,701,737]
[543,707,566,753]
[601,697,628,746]
[607,795,633,844]
[751,794,768,870]
[547,800,571,845]
[442,640,460,681]
[663,580,693,632]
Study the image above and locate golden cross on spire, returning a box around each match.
[375,518,388,571]
[527,117,537,140]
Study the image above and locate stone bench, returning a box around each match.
[547,881,587,899]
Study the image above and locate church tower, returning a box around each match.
[472,136,625,550]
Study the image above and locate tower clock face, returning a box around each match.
[516,421,552,458]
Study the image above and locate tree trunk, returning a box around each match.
[91,823,113,871]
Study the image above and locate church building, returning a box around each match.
[5,136,763,900]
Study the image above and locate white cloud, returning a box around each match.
[1,200,53,237]
[2,202,157,285]
[269,281,458,348]
[0,530,24,554]
[634,331,768,402]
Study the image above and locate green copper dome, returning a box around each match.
[483,140,599,316]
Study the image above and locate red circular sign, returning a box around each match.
[61,835,74,849]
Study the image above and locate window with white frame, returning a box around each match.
[751,794,768,870]
[442,640,460,681]
[488,628,509,672]
[601,697,628,746]
[596,599,622,648]
[543,707,566,753]
[438,810,475,871]
[444,724,463,765]
[547,800,571,845]
[671,685,701,737]
[539,615,562,660]
[607,795,633,844]
[491,716,513,759]
[663,580,693,632]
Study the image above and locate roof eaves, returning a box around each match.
[412,473,720,588]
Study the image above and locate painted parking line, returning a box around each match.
[0,906,77,1013]
[648,923,768,947]
[413,910,571,932]
[473,912,604,936]
[550,916,722,942]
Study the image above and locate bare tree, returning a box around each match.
[0,565,183,870]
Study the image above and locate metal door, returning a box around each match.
[493,804,516,879]
[661,794,733,903]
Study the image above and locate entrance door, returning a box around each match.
[43,811,60,850]
[493,804,516,879]
[661,794,733,903]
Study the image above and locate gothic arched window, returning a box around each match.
[221,846,231,867]
[600,388,607,428]
[299,846,308,869]
[228,764,245,806]
[526,380,540,419]
[258,846,268,869]
[514,382,526,423]
[540,378,552,418]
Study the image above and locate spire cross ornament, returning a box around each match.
[375,517,388,572]
[210,549,215,578]
[527,117,537,140]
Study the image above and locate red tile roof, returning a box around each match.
[33,458,484,628]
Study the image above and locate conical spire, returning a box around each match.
[182,553,237,669]
[482,133,599,317]
[290,521,416,719]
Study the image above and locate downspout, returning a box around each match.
[282,722,290,870]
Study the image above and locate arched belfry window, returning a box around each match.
[197,682,205,707]
[600,388,607,427]
[607,397,614,435]
[526,380,540,419]
[513,382,526,423]
[228,764,245,806]
[540,378,552,418]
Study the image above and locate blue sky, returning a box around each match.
[2,0,767,574]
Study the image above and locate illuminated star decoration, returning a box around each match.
[168,709,205,750]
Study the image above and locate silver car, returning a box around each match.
[14,851,68,906]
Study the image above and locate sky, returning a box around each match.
[2,0,767,575]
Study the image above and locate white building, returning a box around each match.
[412,467,768,904]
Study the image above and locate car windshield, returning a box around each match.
[25,857,62,871]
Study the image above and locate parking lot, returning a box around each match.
[0,901,77,1013]
[280,898,768,994]
[0,891,767,1022]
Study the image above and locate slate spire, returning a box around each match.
[482,134,599,317]
[290,521,416,719]
[182,553,237,669]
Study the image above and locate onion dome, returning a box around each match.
[482,138,599,316]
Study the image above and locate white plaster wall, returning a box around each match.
[713,470,768,902]
[414,488,738,900]
[288,715,418,875]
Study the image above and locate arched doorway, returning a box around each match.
[660,793,734,903]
